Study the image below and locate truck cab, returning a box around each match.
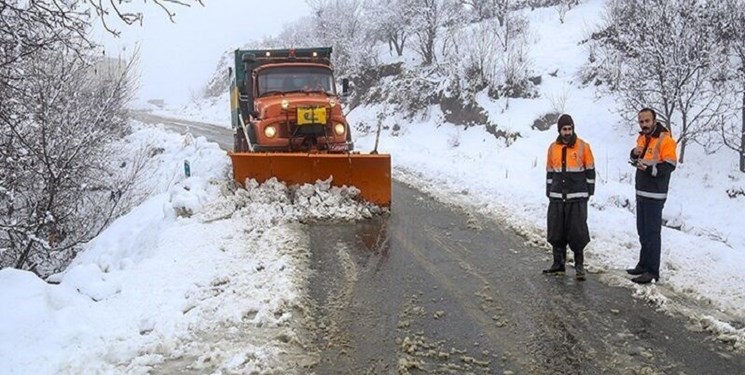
[230,47,353,153]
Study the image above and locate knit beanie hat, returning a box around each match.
[557,114,574,132]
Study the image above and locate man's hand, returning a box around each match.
[629,159,647,171]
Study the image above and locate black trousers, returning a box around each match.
[547,200,590,253]
[636,196,665,277]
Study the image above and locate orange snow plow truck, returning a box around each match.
[228,47,391,207]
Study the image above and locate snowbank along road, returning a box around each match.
[134,112,745,374]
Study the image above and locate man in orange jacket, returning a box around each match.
[627,108,677,284]
[544,114,595,281]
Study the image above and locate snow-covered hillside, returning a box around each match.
[161,1,745,338]
[0,123,381,373]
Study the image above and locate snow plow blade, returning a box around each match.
[229,152,392,207]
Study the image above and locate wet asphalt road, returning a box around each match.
[306,183,745,374]
[133,112,234,148]
[137,112,745,374]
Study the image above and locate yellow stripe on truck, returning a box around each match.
[230,86,239,113]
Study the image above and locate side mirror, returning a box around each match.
[341,78,350,96]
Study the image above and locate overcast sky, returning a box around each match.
[93,0,311,106]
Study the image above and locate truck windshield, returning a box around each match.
[256,66,335,96]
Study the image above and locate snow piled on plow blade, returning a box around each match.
[229,152,392,207]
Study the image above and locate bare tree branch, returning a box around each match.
[0,0,200,275]
[585,0,732,162]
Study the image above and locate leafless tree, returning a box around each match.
[407,0,444,65]
[438,0,469,62]
[437,5,533,99]
[717,0,745,172]
[1,1,89,82]
[363,0,411,57]
[586,0,732,163]
[441,21,499,91]
[0,48,141,276]
[494,11,529,53]
[500,38,534,98]
[86,0,204,36]
[457,0,526,25]
[0,0,200,276]
[306,0,377,74]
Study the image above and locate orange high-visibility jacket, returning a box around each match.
[546,136,595,201]
[631,123,677,200]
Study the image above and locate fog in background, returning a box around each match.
[94,0,311,106]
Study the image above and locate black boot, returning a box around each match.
[542,247,566,274]
[574,248,586,281]
[626,265,644,275]
[631,272,658,284]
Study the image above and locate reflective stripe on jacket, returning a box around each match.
[546,136,595,201]
[631,123,677,200]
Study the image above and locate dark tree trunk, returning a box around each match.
[390,33,405,57]
[676,114,686,164]
[740,89,745,172]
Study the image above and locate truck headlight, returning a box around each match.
[333,123,345,135]
[328,98,337,108]
[264,126,277,138]
[281,99,289,110]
